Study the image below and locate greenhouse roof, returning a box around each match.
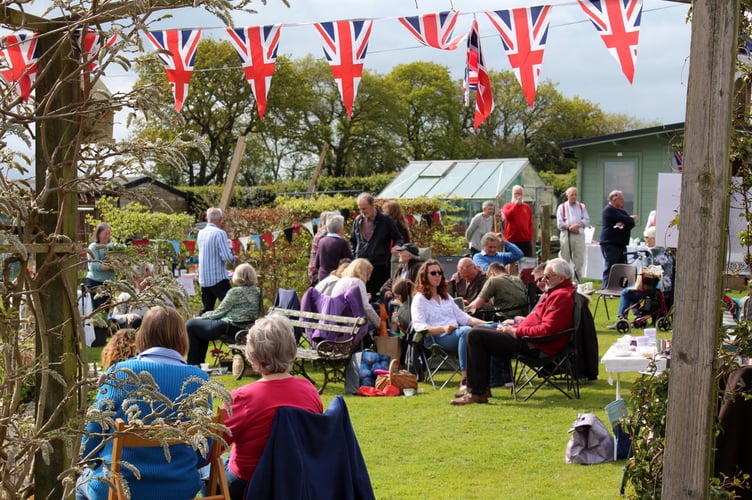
[378,158,535,200]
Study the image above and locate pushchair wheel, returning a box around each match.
[616,319,630,334]
[656,316,671,331]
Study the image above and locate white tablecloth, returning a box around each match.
[582,245,650,280]
[601,343,668,400]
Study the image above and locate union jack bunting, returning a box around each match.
[226,25,282,118]
[314,20,373,118]
[466,19,494,129]
[464,20,479,107]
[398,11,466,51]
[76,30,118,72]
[577,0,643,83]
[486,6,552,108]
[144,29,202,112]
[0,32,38,102]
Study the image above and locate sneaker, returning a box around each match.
[606,323,618,330]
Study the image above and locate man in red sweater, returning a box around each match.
[501,185,534,257]
[451,258,575,405]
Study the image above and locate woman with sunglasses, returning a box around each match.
[411,259,489,393]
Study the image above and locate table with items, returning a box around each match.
[600,339,668,400]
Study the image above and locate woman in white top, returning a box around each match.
[330,258,381,328]
[410,259,487,391]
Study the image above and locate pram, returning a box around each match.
[615,266,672,334]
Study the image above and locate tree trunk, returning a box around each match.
[33,28,81,500]
[662,0,739,497]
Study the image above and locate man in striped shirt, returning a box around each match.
[197,207,235,314]
[556,187,590,282]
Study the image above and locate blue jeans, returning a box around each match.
[423,325,472,370]
[618,288,644,318]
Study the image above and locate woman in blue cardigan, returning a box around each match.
[76,306,211,500]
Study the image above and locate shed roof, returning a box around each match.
[559,122,685,150]
[378,158,535,200]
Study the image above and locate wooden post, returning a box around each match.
[662,0,739,497]
[307,143,330,196]
[219,135,246,212]
[539,204,551,261]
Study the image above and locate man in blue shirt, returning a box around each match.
[472,232,523,271]
[197,207,235,314]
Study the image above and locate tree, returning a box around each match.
[385,62,466,161]
[132,38,258,186]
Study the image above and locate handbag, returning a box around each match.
[375,359,418,393]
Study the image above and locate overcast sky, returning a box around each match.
[131,0,692,127]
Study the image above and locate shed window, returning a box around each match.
[604,160,636,213]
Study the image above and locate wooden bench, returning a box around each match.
[230,307,366,393]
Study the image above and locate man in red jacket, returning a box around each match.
[451,258,575,405]
[501,185,534,257]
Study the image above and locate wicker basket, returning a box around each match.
[375,359,418,392]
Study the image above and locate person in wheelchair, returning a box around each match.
[451,258,575,405]
[607,226,674,330]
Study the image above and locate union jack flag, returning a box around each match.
[466,19,494,129]
[144,29,202,112]
[577,0,643,84]
[464,21,479,106]
[0,32,38,102]
[486,6,552,108]
[226,25,282,119]
[76,30,118,72]
[398,11,466,51]
[314,20,373,118]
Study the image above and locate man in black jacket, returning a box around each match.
[351,193,405,295]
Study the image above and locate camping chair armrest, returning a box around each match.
[234,330,248,345]
[519,327,575,344]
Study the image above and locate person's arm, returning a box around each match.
[202,288,238,319]
[515,292,573,338]
[350,217,359,255]
[556,204,567,231]
[465,214,480,240]
[581,204,590,226]
[357,280,381,327]
[410,295,450,335]
[214,231,235,266]
[384,214,405,248]
[499,241,523,264]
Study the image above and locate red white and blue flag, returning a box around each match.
[466,19,494,129]
[0,32,38,102]
[76,30,118,72]
[486,6,552,108]
[314,20,373,118]
[464,21,479,106]
[577,0,643,83]
[144,29,202,112]
[226,25,282,119]
[398,11,466,51]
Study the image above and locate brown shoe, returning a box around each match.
[450,393,489,405]
[454,385,468,398]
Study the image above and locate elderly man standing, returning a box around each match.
[472,232,523,271]
[197,207,235,314]
[465,201,495,256]
[351,192,405,295]
[502,185,534,257]
[600,190,638,287]
[449,258,487,307]
[557,187,590,281]
[451,258,576,405]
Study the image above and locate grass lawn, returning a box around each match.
[87,287,654,499]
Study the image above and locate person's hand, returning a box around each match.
[631,215,639,222]
[384,291,393,300]
[569,224,581,234]
[444,323,458,334]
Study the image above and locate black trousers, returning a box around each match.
[465,327,541,395]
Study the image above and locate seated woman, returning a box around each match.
[330,258,381,329]
[209,314,323,499]
[451,258,575,405]
[315,259,351,296]
[186,263,261,366]
[411,259,488,393]
[77,306,211,500]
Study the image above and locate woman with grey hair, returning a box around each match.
[210,314,323,498]
[313,214,353,281]
[186,262,261,365]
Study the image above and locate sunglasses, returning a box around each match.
[428,270,444,276]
